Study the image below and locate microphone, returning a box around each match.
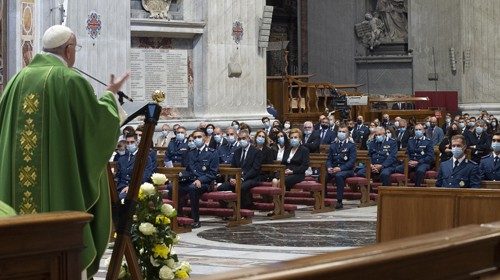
[73,67,133,104]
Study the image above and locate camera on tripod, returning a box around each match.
[329,88,351,121]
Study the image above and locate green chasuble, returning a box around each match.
[0,53,120,277]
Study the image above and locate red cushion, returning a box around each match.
[256,182,273,186]
[183,207,254,218]
[202,191,237,201]
[345,177,369,185]
[177,217,193,225]
[253,202,297,212]
[425,170,438,179]
[390,173,406,182]
[251,186,282,195]
[285,191,313,198]
[293,181,323,191]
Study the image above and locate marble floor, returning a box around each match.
[94,201,377,279]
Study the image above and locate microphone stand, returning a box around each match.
[73,67,133,105]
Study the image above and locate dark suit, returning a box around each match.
[395,128,412,150]
[281,146,310,190]
[218,146,262,208]
[464,130,491,163]
[115,151,156,199]
[358,138,398,185]
[165,139,189,164]
[209,137,228,150]
[217,142,239,164]
[395,136,434,186]
[302,130,320,153]
[326,140,356,202]
[479,154,500,181]
[317,128,337,145]
[391,102,414,110]
[351,125,370,148]
[179,146,219,222]
[436,158,480,188]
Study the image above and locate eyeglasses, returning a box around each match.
[68,44,82,52]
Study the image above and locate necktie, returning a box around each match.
[241,149,247,163]
[321,130,325,140]
[398,103,402,109]
[453,160,459,170]
[495,157,499,165]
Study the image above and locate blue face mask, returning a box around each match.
[475,127,483,134]
[414,130,423,138]
[376,135,385,142]
[256,136,265,145]
[337,132,347,141]
[399,127,406,132]
[213,135,222,143]
[188,141,196,149]
[176,133,185,142]
[263,121,270,128]
[492,142,500,152]
[227,135,236,144]
[206,128,214,135]
[194,138,204,148]
[239,139,249,148]
[451,147,464,158]
[290,138,300,147]
[278,137,285,145]
[459,123,465,129]
[468,122,476,127]
[127,143,137,154]
[117,150,126,156]
[303,130,312,136]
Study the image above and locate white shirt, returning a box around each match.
[287,147,298,163]
[276,145,286,161]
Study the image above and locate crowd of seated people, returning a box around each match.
[108,110,500,227]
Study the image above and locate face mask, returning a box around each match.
[194,138,204,148]
[394,121,400,127]
[383,118,389,123]
[290,138,300,147]
[213,134,222,143]
[176,133,185,141]
[414,130,423,138]
[356,120,362,125]
[137,136,142,143]
[400,127,406,131]
[233,124,239,130]
[468,122,476,127]
[476,127,483,134]
[256,136,265,145]
[386,132,392,139]
[127,143,137,154]
[369,127,376,133]
[303,130,312,136]
[117,150,126,156]
[206,128,214,135]
[459,122,465,129]
[376,135,385,142]
[430,123,436,128]
[493,122,497,127]
[278,137,285,145]
[492,142,500,152]
[284,123,291,129]
[451,147,464,158]
[425,121,431,128]
[337,132,347,141]
[321,124,329,129]
[188,141,196,149]
[263,121,270,128]
[446,118,451,123]
[239,139,249,148]
[227,135,236,144]
[162,131,169,137]
[329,120,335,126]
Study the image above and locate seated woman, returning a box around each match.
[281,128,310,191]
[439,123,460,163]
[271,131,289,162]
[254,130,277,164]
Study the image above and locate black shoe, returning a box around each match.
[192,222,202,229]
[335,202,343,210]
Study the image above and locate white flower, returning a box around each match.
[152,173,168,185]
[118,265,127,279]
[161,203,176,217]
[150,256,161,267]
[176,261,192,273]
[159,265,175,280]
[140,182,156,196]
[173,234,180,244]
[166,258,176,269]
[138,222,157,235]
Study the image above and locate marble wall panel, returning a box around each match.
[20,0,35,68]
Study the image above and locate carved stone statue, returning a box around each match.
[355,13,384,50]
[375,0,408,42]
[142,0,172,19]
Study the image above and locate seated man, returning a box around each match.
[209,127,228,149]
[436,135,480,188]
[302,121,320,153]
[217,127,240,164]
[479,132,500,181]
[179,130,219,228]
[327,125,356,209]
[426,116,445,146]
[316,116,337,145]
[395,123,434,187]
[115,134,156,200]
[217,131,263,209]
[465,120,491,163]
[165,126,189,166]
[358,127,398,186]
[351,115,370,148]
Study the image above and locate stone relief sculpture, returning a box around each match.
[355,13,385,50]
[141,0,172,19]
[375,0,408,42]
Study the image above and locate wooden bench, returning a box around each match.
[0,211,92,280]
[195,221,500,280]
[377,186,500,242]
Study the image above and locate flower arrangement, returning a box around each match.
[119,173,191,279]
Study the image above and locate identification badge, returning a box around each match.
[344,156,348,161]
[459,181,465,187]
[202,166,207,171]
[421,150,425,155]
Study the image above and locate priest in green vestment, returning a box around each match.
[0,25,129,278]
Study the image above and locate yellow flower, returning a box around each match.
[175,269,189,279]
[138,189,146,200]
[152,243,170,259]
[155,214,171,225]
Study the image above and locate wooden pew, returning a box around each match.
[426,180,500,189]
[0,211,92,280]
[303,153,334,212]
[377,186,500,242]
[343,150,374,207]
[196,221,500,280]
